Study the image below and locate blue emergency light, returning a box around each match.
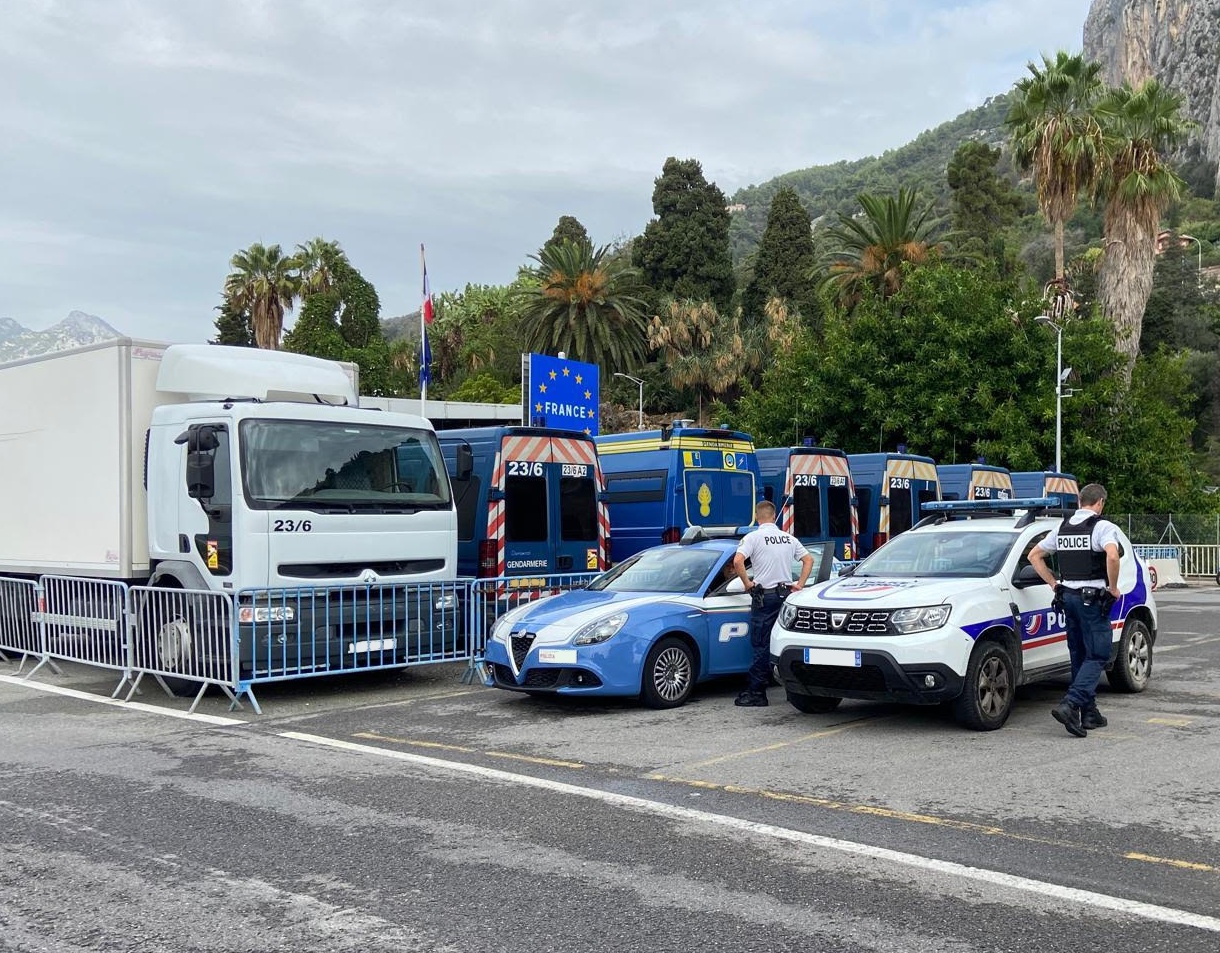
[920,496,1061,513]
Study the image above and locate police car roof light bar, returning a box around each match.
[920,497,1060,513]
[679,525,752,545]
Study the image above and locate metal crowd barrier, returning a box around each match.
[0,577,40,666]
[1177,545,1219,581]
[230,579,469,712]
[1,572,620,713]
[127,585,239,712]
[466,572,600,664]
[28,576,131,695]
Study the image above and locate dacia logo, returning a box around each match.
[832,612,847,629]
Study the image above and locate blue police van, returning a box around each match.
[936,463,1014,502]
[435,427,608,579]
[1011,471,1080,509]
[596,423,762,564]
[848,452,941,558]
[756,445,859,561]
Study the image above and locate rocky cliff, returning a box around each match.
[0,311,122,363]
[1084,0,1220,192]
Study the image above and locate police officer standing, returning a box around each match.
[733,500,814,707]
[1029,483,1122,737]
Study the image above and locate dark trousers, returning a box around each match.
[1062,589,1112,710]
[747,588,787,693]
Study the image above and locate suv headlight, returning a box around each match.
[779,603,797,628]
[572,612,628,646]
[890,605,951,634]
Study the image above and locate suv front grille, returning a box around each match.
[789,607,892,635]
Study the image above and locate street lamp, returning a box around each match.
[1034,315,1072,474]
[1181,233,1203,277]
[613,372,644,430]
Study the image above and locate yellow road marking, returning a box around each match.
[353,731,585,769]
[685,716,882,768]
[1125,852,1216,872]
[646,773,1217,874]
[1148,717,1195,727]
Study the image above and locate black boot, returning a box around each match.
[1082,706,1108,729]
[1051,700,1087,737]
[734,691,769,707]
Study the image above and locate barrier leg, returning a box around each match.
[123,671,146,702]
[109,670,136,700]
[229,684,261,716]
[460,657,481,685]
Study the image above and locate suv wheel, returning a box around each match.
[952,642,1014,731]
[1107,618,1152,693]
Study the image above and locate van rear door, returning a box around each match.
[682,457,756,528]
[551,437,605,574]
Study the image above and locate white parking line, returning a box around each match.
[281,731,1220,934]
[0,674,246,727]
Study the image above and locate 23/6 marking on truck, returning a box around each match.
[273,519,313,532]
[562,464,589,477]
[507,460,544,477]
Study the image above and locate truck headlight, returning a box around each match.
[239,606,295,624]
[572,612,628,646]
[779,603,797,628]
[890,605,951,634]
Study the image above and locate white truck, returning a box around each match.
[0,340,465,677]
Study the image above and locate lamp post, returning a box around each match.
[1034,315,1068,473]
[613,372,644,430]
[1181,233,1203,277]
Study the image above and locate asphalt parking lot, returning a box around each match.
[2,584,1218,950]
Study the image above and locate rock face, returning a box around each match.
[1083,0,1220,192]
[0,311,123,363]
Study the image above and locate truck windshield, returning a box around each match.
[240,420,451,510]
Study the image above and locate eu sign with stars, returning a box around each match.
[526,353,600,435]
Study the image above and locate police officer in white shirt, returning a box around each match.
[733,500,814,707]
[1029,483,1122,737]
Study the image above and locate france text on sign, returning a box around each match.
[527,353,600,435]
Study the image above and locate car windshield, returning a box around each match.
[854,530,1016,578]
[589,547,723,594]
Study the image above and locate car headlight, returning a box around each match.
[890,605,951,634]
[779,603,797,628]
[572,612,628,646]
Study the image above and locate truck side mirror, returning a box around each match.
[456,444,474,480]
[186,451,215,500]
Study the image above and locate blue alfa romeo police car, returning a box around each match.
[482,529,833,708]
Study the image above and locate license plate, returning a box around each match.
[803,648,862,667]
[537,649,577,664]
[349,638,396,654]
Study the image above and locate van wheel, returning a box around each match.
[786,691,842,714]
[1107,618,1152,693]
[951,642,1014,731]
[640,636,695,709]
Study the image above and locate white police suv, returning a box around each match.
[771,499,1158,730]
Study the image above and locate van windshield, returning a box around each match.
[241,420,451,510]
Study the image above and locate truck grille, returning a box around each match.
[789,607,892,635]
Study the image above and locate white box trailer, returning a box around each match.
[0,339,181,578]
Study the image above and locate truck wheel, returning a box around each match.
[1107,618,1153,693]
[785,691,842,714]
[640,636,695,709]
[951,642,1014,731]
[140,589,208,697]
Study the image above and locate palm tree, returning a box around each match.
[1006,51,1105,285]
[295,237,346,299]
[223,243,302,350]
[518,240,650,370]
[818,189,943,308]
[1094,79,1194,369]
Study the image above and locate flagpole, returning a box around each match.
[419,243,427,418]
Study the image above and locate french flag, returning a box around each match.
[422,248,434,326]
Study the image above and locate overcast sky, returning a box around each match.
[2,0,1092,342]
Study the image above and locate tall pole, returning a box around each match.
[419,244,428,418]
[613,373,644,429]
[1054,323,1063,474]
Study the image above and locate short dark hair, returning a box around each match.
[1079,483,1107,506]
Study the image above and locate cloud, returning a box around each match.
[0,0,1091,339]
